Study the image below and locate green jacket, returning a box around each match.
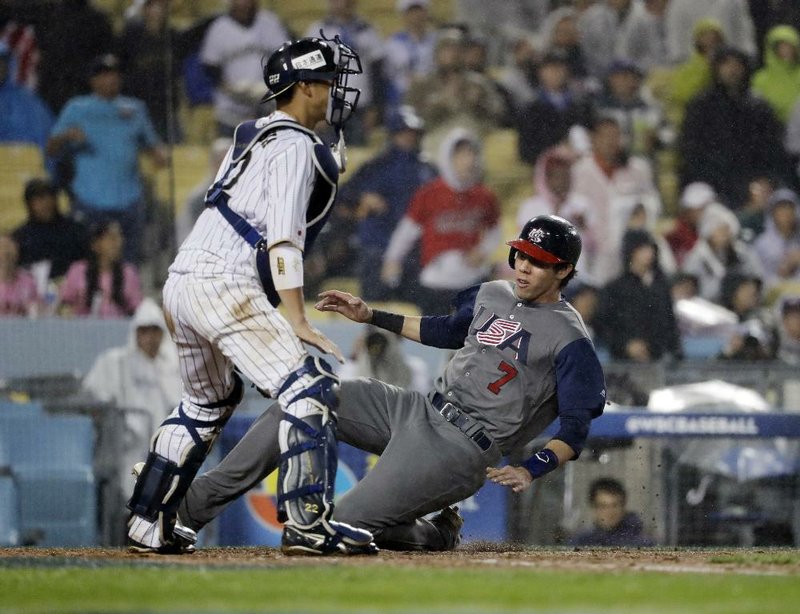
[752,25,800,124]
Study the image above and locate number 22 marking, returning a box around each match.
[487,361,518,394]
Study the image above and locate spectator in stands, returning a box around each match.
[494,33,539,118]
[83,297,181,501]
[665,0,756,63]
[754,188,800,289]
[665,182,717,266]
[381,127,500,314]
[175,138,231,246]
[59,220,142,318]
[615,0,669,72]
[593,59,670,160]
[305,0,385,144]
[35,0,115,114]
[407,28,505,146]
[569,478,655,547]
[335,106,435,302]
[562,281,600,341]
[46,54,167,264]
[516,146,591,272]
[652,18,725,128]
[670,271,700,302]
[339,326,430,394]
[621,200,677,277]
[596,229,682,362]
[119,0,181,141]
[383,0,437,112]
[0,233,39,317]
[736,176,775,241]
[752,25,800,125]
[776,295,800,365]
[571,115,662,286]
[679,47,791,208]
[0,42,53,151]
[12,178,87,281]
[515,50,593,166]
[682,203,763,302]
[717,272,775,360]
[539,7,588,81]
[200,0,288,136]
[578,0,633,79]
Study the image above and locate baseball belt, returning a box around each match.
[429,392,494,452]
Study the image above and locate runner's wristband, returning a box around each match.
[522,448,559,480]
[370,310,404,335]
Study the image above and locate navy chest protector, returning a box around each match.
[205,119,339,306]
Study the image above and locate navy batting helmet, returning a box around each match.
[262,34,362,129]
[507,215,582,269]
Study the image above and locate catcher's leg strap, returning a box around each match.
[277,356,340,529]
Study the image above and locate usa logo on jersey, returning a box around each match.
[474,313,531,363]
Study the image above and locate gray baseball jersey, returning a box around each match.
[180,280,605,548]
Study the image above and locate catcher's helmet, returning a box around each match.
[262,34,362,130]
[507,215,581,269]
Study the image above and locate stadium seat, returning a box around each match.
[0,400,43,417]
[0,475,20,546]
[0,414,97,546]
[0,143,45,233]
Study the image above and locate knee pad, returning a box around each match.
[277,356,340,529]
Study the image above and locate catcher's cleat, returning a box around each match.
[281,520,379,556]
[430,506,464,550]
[127,524,197,555]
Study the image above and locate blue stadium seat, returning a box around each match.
[0,475,20,546]
[0,413,97,546]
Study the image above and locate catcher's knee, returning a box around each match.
[278,356,340,418]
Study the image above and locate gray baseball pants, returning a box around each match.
[179,377,502,549]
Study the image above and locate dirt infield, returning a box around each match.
[1,544,798,576]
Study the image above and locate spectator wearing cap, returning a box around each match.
[12,178,88,281]
[615,0,669,73]
[334,106,436,301]
[596,228,682,362]
[682,202,763,301]
[753,189,800,289]
[665,182,716,266]
[594,59,670,159]
[679,47,791,208]
[578,0,634,79]
[383,0,437,112]
[305,0,385,145]
[515,49,594,165]
[752,25,800,125]
[0,42,54,151]
[46,54,167,264]
[776,296,800,365]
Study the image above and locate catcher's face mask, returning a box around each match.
[322,32,362,132]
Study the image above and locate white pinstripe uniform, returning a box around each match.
[128,110,324,546]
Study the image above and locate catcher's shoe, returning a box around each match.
[430,506,464,550]
[127,522,197,555]
[127,463,198,555]
[281,520,379,556]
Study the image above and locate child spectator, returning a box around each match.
[59,221,142,318]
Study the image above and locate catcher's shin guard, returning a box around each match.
[276,356,340,530]
[128,375,242,548]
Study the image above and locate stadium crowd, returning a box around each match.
[1,0,800,366]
